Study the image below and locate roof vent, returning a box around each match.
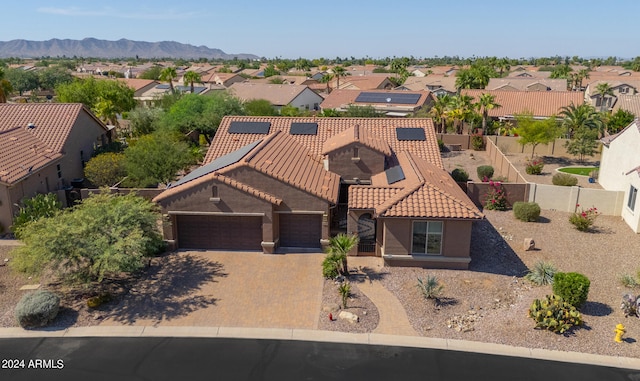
[27,123,36,129]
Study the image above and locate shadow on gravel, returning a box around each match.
[580,301,614,317]
[101,253,227,324]
[349,266,389,283]
[50,307,79,329]
[469,219,529,277]
[537,216,551,223]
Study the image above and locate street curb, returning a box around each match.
[0,326,638,370]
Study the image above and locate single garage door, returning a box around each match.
[279,214,322,248]
[176,215,262,250]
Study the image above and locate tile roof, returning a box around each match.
[0,127,63,184]
[612,95,640,116]
[155,130,340,204]
[461,89,585,118]
[117,78,158,92]
[487,78,568,91]
[205,117,443,169]
[320,89,430,111]
[332,75,392,90]
[349,152,483,219]
[227,83,315,106]
[321,124,392,156]
[0,103,103,153]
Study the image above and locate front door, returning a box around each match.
[357,213,376,255]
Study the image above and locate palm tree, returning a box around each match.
[576,69,589,90]
[497,57,511,77]
[559,103,604,138]
[429,94,451,134]
[326,233,359,276]
[332,66,350,89]
[447,94,475,134]
[477,93,501,133]
[319,73,334,94]
[595,82,614,113]
[0,67,13,103]
[159,66,177,93]
[183,71,202,93]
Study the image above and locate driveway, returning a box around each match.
[99,251,325,330]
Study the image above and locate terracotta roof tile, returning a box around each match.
[487,78,568,91]
[461,89,584,118]
[0,127,63,184]
[349,152,483,219]
[321,124,392,156]
[227,83,315,106]
[612,95,640,116]
[205,116,443,170]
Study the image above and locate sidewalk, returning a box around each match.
[1,325,638,370]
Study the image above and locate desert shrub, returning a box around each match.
[513,201,541,222]
[471,135,484,151]
[477,165,494,180]
[525,261,557,286]
[451,168,469,182]
[621,294,640,318]
[322,252,342,279]
[484,180,508,211]
[529,294,582,333]
[15,290,60,328]
[437,139,445,152]
[11,193,61,237]
[552,272,590,308]
[620,274,638,288]
[87,293,112,308]
[569,205,599,232]
[417,275,444,300]
[338,282,351,309]
[84,152,127,187]
[525,157,544,175]
[552,173,578,186]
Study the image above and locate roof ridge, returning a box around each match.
[242,130,282,164]
[212,173,282,205]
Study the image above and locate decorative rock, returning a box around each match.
[338,310,359,324]
[322,303,340,313]
[524,238,535,251]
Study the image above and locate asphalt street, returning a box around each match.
[0,337,637,381]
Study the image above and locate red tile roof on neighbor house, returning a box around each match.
[349,151,483,219]
[227,82,315,106]
[155,130,341,204]
[0,103,108,185]
[461,89,585,118]
[321,124,392,156]
[206,117,443,170]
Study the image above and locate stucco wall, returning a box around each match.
[527,183,624,216]
[62,111,109,186]
[382,218,472,258]
[621,174,640,233]
[290,88,323,111]
[327,144,385,181]
[599,124,640,192]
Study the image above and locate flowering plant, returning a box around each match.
[525,157,544,175]
[569,204,599,232]
[484,180,508,211]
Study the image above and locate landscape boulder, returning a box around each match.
[338,310,359,324]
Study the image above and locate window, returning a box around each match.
[628,185,638,212]
[56,164,62,179]
[412,221,443,255]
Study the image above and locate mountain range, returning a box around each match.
[0,38,259,60]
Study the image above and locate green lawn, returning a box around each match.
[557,167,598,176]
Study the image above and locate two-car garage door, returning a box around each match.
[176,215,262,250]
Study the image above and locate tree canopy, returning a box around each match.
[514,113,561,158]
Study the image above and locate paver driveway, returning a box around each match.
[100,250,325,329]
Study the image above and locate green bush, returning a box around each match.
[477,165,494,181]
[322,252,342,279]
[417,276,444,301]
[437,139,445,152]
[525,261,557,286]
[529,294,582,333]
[513,201,541,222]
[451,168,469,182]
[15,290,60,328]
[471,135,484,151]
[11,193,61,237]
[569,206,599,232]
[552,173,578,186]
[338,282,351,309]
[552,272,590,308]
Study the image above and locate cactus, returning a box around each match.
[529,294,582,334]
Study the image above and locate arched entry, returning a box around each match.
[357,213,376,254]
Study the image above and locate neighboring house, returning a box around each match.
[584,80,640,111]
[399,76,457,97]
[507,70,551,79]
[137,83,210,106]
[0,103,112,232]
[599,119,640,233]
[228,83,324,111]
[331,75,395,91]
[250,76,318,86]
[153,117,483,269]
[320,89,433,117]
[611,94,640,116]
[117,78,161,106]
[486,78,568,92]
[461,89,585,120]
[200,72,245,88]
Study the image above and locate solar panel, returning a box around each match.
[385,166,405,184]
[396,128,426,141]
[229,121,271,134]
[355,92,421,105]
[169,139,262,188]
[290,122,318,135]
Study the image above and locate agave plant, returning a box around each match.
[417,275,444,301]
[525,261,557,286]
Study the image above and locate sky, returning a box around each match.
[3,1,640,60]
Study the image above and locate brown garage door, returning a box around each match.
[176,215,262,250]
[279,214,321,248]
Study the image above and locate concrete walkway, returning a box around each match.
[349,256,418,336]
